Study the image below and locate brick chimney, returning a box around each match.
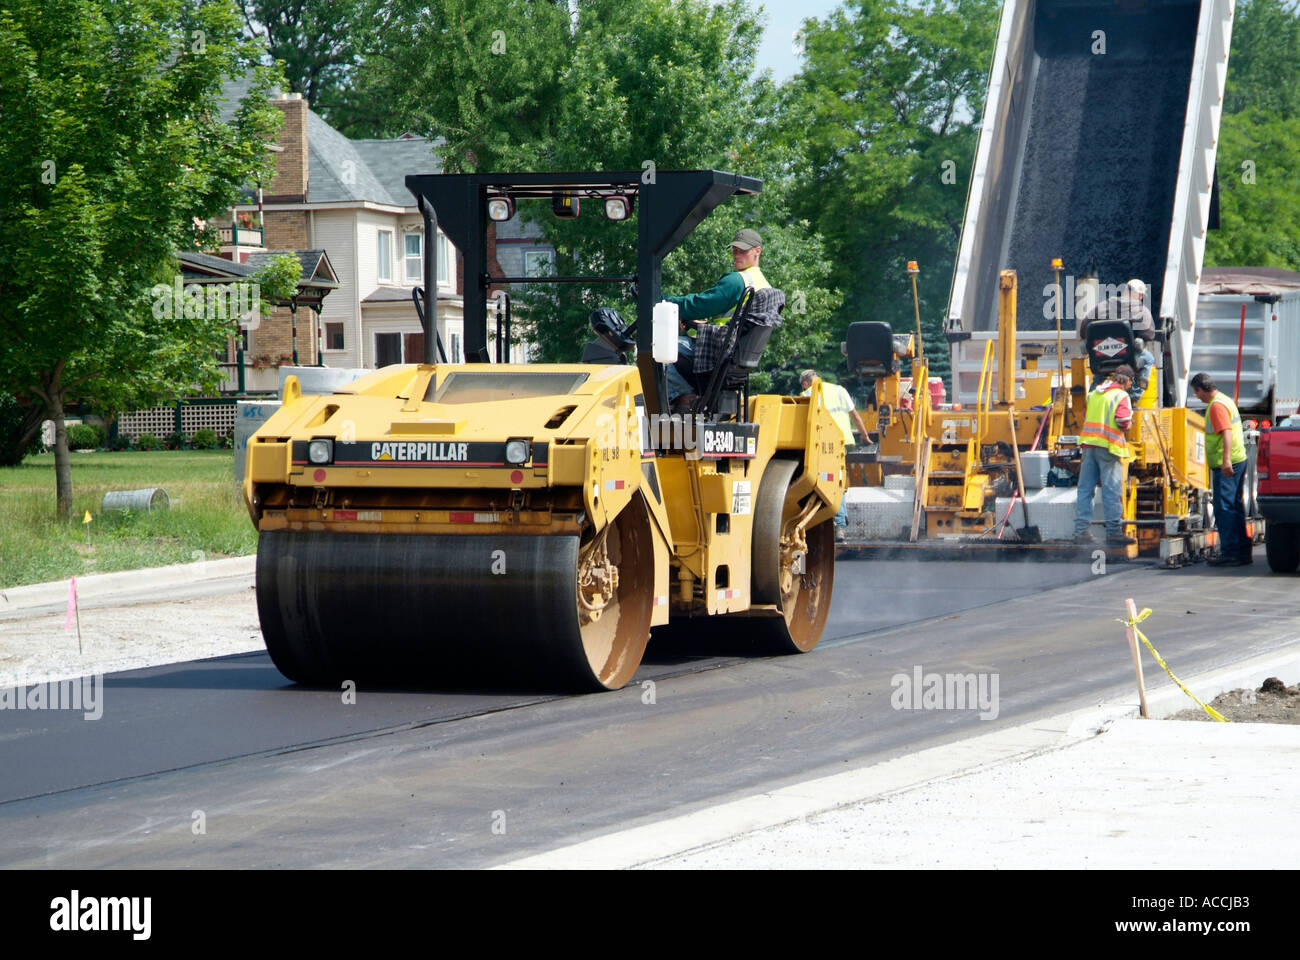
[265,93,308,203]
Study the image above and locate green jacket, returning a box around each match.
[669,266,769,323]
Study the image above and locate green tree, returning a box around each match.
[331,0,573,147]
[777,0,1000,380]
[503,0,841,379]
[241,0,369,123]
[1207,110,1300,267]
[0,0,283,516]
[1222,0,1300,119]
[1207,0,1300,267]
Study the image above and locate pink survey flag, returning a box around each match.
[65,577,77,631]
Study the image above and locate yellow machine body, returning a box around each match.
[245,362,843,690]
[847,269,1209,558]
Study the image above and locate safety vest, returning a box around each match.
[1081,384,1129,456]
[803,381,857,449]
[1205,392,1247,467]
[702,265,771,324]
[739,265,770,291]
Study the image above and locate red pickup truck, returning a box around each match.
[1258,419,1300,572]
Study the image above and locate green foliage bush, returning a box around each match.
[66,423,104,450]
[136,432,164,451]
[191,428,219,449]
[164,431,184,450]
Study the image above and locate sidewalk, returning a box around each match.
[502,646,1300,869]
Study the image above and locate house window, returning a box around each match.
[524,249,553,277]
[438,232,451,285]
[324,322,345,351]
[374,332,402,367]
[378,230,393,282]
[405,233,422,282]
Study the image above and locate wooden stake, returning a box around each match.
[1125,597,1148,718]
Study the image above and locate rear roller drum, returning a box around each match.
[256,495,656,691]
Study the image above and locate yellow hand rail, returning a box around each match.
[975,339,995,444]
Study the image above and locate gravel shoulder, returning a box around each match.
[0,584,262,688]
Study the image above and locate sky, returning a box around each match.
[751,0,846,83]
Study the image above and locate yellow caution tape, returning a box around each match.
[1120,608,1228,722]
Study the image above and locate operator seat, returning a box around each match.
[581,307,635,364]
[846,321,899,381]
[1084,319,1136,383]
[688,286,785,419]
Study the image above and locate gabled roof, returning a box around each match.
[179,250,340,307]
[305,110,441,206]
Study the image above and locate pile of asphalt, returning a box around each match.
[1002,4,1198,331]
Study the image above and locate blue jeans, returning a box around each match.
[664,336,695,400]
[1075,445,1124,536]
[1212,462,1249,559]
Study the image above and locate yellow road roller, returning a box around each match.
[244,171,843,690]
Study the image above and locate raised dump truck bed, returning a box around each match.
[947,0,1234,406]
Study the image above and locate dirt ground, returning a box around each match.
[1169,677,1300,723]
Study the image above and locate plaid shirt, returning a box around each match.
[692,287,784,372]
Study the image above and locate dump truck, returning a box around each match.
[945,0,1235,408]
[243,170,843,691]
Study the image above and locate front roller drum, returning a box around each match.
[256,498,656,691]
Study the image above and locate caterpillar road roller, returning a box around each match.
[244,171,844,691]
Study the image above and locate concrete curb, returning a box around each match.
[497,643,1300,870]
[0,555,256,618]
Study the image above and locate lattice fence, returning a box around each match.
[117,402,237,441]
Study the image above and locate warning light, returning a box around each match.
[1051,258,1063,269]
[906,261,919,274]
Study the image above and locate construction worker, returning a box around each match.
[801,369,868,543]
[1130,337,1156,405]
[1191,372,1251,566]
[1078,278,1157,343]
[664,228,769,412]
[1074,364,1136,546]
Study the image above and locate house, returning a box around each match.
[210,81,550,391]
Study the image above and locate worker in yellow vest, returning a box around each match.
[801,370,868,542]
[1074,364,1136,546]
[1191,372,1251,566]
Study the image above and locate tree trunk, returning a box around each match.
[0,403,46,466]
[50,391,73,521]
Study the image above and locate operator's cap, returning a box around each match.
[1126,278,1147,298]
[731,228,762,251]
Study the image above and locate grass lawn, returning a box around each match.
[0,450,257,588]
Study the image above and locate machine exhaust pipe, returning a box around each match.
[418,195,439,364]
